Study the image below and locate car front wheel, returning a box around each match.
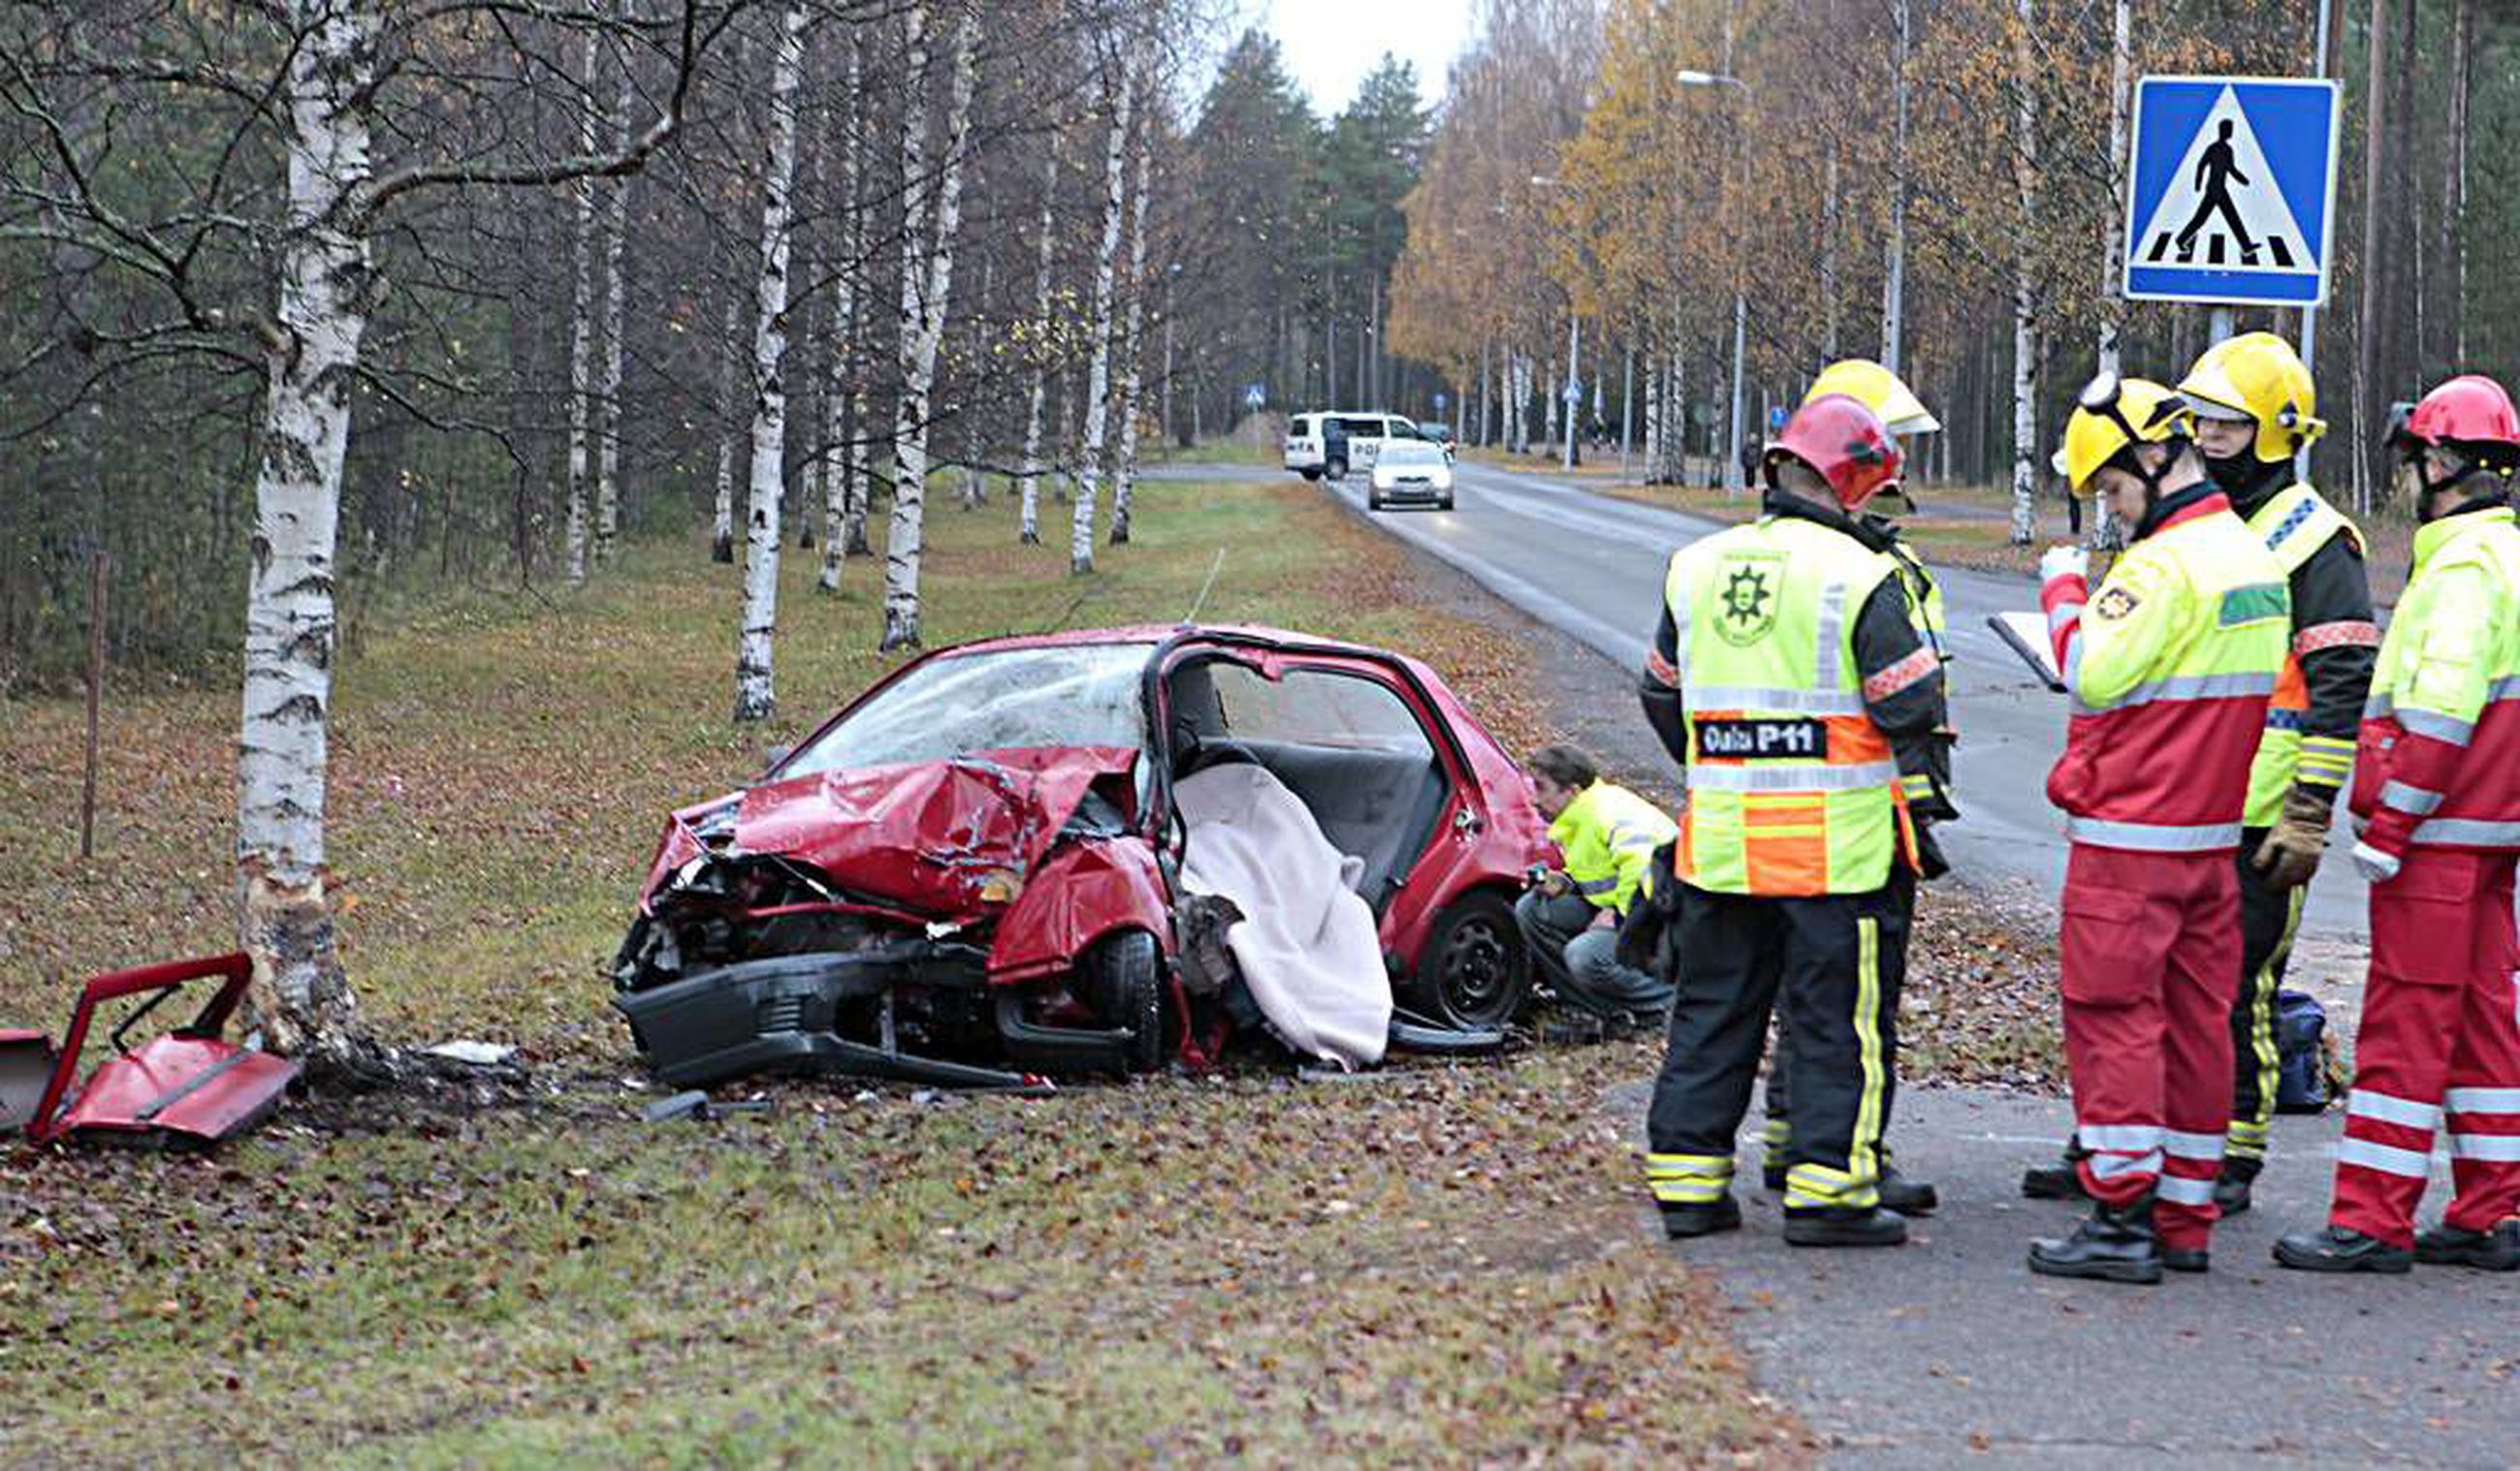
[1326,457,1348,481]
[1406,890,1528,1030]
[1079,928,1167,1074]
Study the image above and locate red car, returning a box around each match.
[612,624,1555,1088]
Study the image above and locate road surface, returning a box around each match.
[1323,457,2367,945]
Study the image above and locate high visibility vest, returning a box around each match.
[1666,516,1910,896]
[2351,507,2520,849]
[1883,536,1948,667]
[2047,499,2289,853]
[2243,484,2364,826]
[1549,781,1678,915]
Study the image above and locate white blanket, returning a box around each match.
[1174,763,1391,1068]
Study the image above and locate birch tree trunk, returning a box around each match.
[710,290,740,562]
[1110,47,1155,547]
[1018,131,1061,546]
[2007,0,2039,547]
[732,2,807,723]
[564,29,597,586]
[820,29,865,593]
[238,0,377,1054]
[1070,40,1136,576]
[882,4,981,649]
[595,44,631,563]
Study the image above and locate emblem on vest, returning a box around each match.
[1716,551,1782,645]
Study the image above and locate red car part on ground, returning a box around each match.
[3,954,299,1147]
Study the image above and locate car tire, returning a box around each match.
[1367,489,1384,511]
[1080,928,1167,1075]
[1437,496,1455,512]
[1300,467,1322,482]
[1326,456,1348,481]
[1406,889,1529,1030]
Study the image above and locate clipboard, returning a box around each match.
[1988,611,2067,693]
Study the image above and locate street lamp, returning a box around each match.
[1678,69,1752,496]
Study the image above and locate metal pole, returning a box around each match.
[1563,312,1581,472]
[1622,345,1635,481]
[2299,0,2335,480]
[1727,290,1748,494]
[1882,0,1911,375]
[2209,305,2238,345]
[79,548,107,861]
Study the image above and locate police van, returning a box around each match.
[1282,411,1429,481]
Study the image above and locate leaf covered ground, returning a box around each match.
[0,480,1807,1465]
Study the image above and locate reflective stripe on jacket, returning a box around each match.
[2040,492,2290,855]
[1663,511,1931,895]
[2243,484,2377,825]
[2350,506,2520,855]
[1549,780,1678,915]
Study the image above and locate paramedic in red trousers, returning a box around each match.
[1638,395,1953,1248]
[2031,375,2289,1283]
[2274,376,2520,1274]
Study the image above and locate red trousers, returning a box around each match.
[2329,849,2520,1248]
[2060,844,2239,1250]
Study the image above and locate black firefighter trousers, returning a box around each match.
[1646,880,1906,1215]
[2227,826,2305,1170]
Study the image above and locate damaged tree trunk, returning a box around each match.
[733,1,808,722]
[882,3,981,650]
[1070,41,1135,576]
[1018,130,1060,547]
[237,0,378,1056]
[1109,44,1154,548]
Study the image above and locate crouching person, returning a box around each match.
[1519,745,1678,1029]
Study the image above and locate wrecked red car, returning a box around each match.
[611,624,1555,1087]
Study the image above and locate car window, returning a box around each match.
[1208,663,1434,757]
[1288,415,1310,436]
[786,643,1148,775]
[1333,417,1383,437]
[1381,440,1445,465]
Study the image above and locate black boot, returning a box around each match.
[1658,1195,1742,1239]
[2413,1219,2520,1272]
[2214,1156,2259,1217]
[1762,1160,1786,1193]
[2271,1225,2413,1273]
[1782,1205,1908,1247]
[1878,1156,1938,1217]
[2162,1246,2211,1273]
[2021,1136,2092,1201]
[2028,1199,2162,1283]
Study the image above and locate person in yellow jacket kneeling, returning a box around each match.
[1520,745,1678,1030]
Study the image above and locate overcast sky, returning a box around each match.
[1255,0,1472,115]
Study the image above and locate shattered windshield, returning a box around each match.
[784,642,1150,776]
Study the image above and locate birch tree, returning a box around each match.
[709,289,742,563]
[882,3,983,650]
[2007,0,2040,547]
[1018,131,1064,546]
[733,2,809,723]
[1109,51,1156,548]
[819,28,866,593]
[565,30,599,586]
[596,47,632,563]
[1071,40,1137,577]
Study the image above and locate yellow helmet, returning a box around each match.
[1806,359,1940,436]
[2062,374,2190,493]
[2176,331,2325,462]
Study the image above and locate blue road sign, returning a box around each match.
[2124,76,2339,307]
[1768,405,1789,433]
[1243,382,1266,410]
[1433,391,1449,412]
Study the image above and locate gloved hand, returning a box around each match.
[2038,545,2089,586]
[2252,782,2338,890]
[2351,840,2402,885]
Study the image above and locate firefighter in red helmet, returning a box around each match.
[2276,375,2520,1274]
[1639,394,1953,1248]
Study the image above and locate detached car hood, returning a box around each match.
[642,745,1141,921]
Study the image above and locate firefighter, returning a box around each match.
[1757,359,1956,1217]
[1518,744,1679,1028]
[1638,394,1951,1247]
[2274,376,2520,1274]
[2021,334,2376,1214]
[2030,375,2288,1283]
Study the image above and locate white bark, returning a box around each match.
[2096,0,2129,376]
[238,0,376,1051]
[820,30,865,593]
[595,43,631,562]
[709,289,740,562]
[1071,42,1136,576]
[1018,131,1061,546]
[564,29,597,586]
[882,4,981,649]
[2008,0,2040,547]
[1110,47,1155,547]
[733,2,808,723]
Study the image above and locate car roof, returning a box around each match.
[935,622,1394,662]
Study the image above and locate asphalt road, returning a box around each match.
[1321,457,2368,945]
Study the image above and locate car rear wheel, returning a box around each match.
[1080,928,1166,1075]
[1299,467,1322,481]
[1406,890,1528,1030]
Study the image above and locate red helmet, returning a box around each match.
[1768,393,1905,512]
[2393,375,2520,455]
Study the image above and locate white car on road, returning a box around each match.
[1284,411,1425,481]
[1368,438,1455,512]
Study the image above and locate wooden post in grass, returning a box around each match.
[79,548,107,860]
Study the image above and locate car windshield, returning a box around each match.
[1380,440,1446,465]
[783,642,1150,775]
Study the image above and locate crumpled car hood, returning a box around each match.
[642,745,1140,920]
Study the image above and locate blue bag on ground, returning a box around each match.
[2274,988,2332,1113]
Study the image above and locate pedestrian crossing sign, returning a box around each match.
[2123,76,2339,307]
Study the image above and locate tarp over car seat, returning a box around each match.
[1173,762,1391,1069]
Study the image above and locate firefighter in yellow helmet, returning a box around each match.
[2027,375,2289,1282]
[1749,360,1957,1219]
